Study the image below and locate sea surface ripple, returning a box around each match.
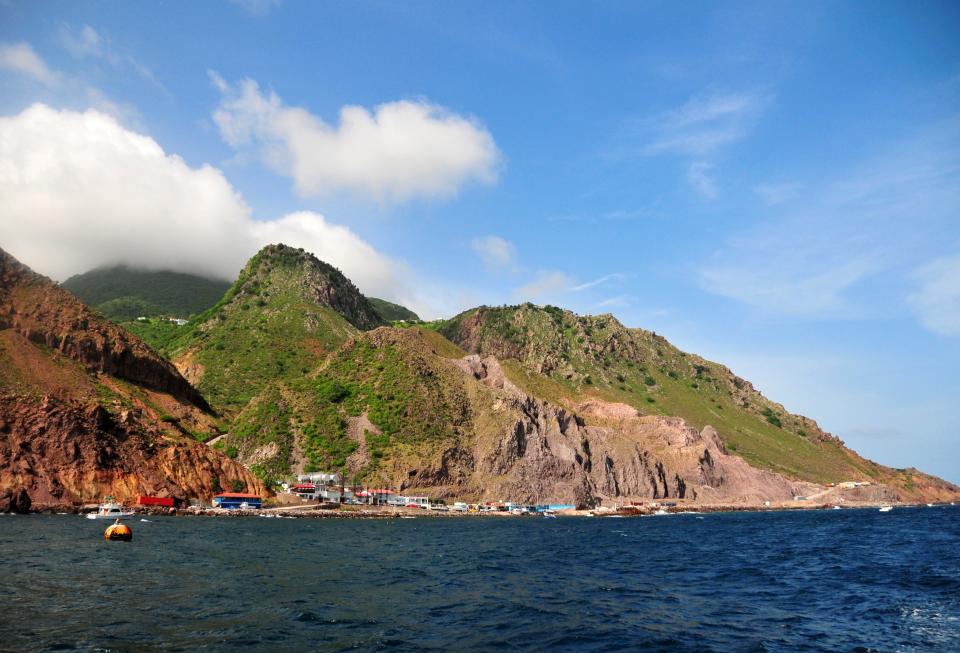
[1,506,959,652]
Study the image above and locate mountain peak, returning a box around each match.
[232,243,384,332]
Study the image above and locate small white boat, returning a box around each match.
[832,506,842,510]
[542,511,557,519]
[926,503,934,507]
[878,506,893,513]
[654,508,669,516]
[85,499,135,520]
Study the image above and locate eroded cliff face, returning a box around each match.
[396,354,822,507]
[0,394,264,510]
[0,248,265,511]
[0,248,208,410]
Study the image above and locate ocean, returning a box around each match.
[1,506,958,652]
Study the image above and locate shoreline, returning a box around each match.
[10,500,957,519]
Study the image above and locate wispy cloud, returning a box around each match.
[908,254,960,337]
[696,119,960,323]
[0,42,60,86]
[643,91,769,157]
[687,161,718,199]
[471,235,518,273]
[59,24,164,91]
[699,256,879,318]
[228,0,281,16]
[753,182,801,206]
[514,270,574,301]
[569,272,628,292]
[594,296,630,309]
[514,270,626,301]
[544,207,658,223]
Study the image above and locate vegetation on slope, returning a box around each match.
[62,266,230,320]
[222,327,472,482]
[439,304,883,484]
[161,244,383,415]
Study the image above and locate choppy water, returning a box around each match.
[1,506,959,652]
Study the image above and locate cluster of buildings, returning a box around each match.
[280,473,573,513]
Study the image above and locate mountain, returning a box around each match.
[164,244,385,415]
[0,248,264,511]
[25,243,956,507]
[191,249,954,503]
[62,265,231,320]
[369,297,420,322]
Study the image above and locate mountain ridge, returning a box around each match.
[4,244,957,508]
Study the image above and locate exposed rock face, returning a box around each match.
[401,353,819,507]
[0,394,263,509]
[0,248,208,410]
[0,248,265,510]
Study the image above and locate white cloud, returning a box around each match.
[211,76,500,203]
[687,161,718,199]
[0,42,60,86]
[908,254,960,337]
[0,103,411,305]
[471,235,517,272]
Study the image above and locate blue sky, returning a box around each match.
[1,1,958,482]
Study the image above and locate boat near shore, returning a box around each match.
[85,499,135,520]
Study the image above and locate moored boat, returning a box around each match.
[878,506,893,513]
[85,498,135,520]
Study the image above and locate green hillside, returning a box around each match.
[90,245,950,499]
[226,327,472,480]
[164,244,385,415]
[62,266,230,320]
[369,297,420,322]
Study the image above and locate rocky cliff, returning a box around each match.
[0,394,260,511]
[0,248,265,511]
[1,248,208,410]
[400,353,821,507]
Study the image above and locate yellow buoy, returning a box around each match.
[104,519,132,542]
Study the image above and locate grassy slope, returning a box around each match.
[226,327,473,483]
[439,304,888,485]
[162,249,362,415]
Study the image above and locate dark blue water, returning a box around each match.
[1,507,959,652]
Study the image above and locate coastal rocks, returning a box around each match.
[0,392,265,511]
[0,487,31,513]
